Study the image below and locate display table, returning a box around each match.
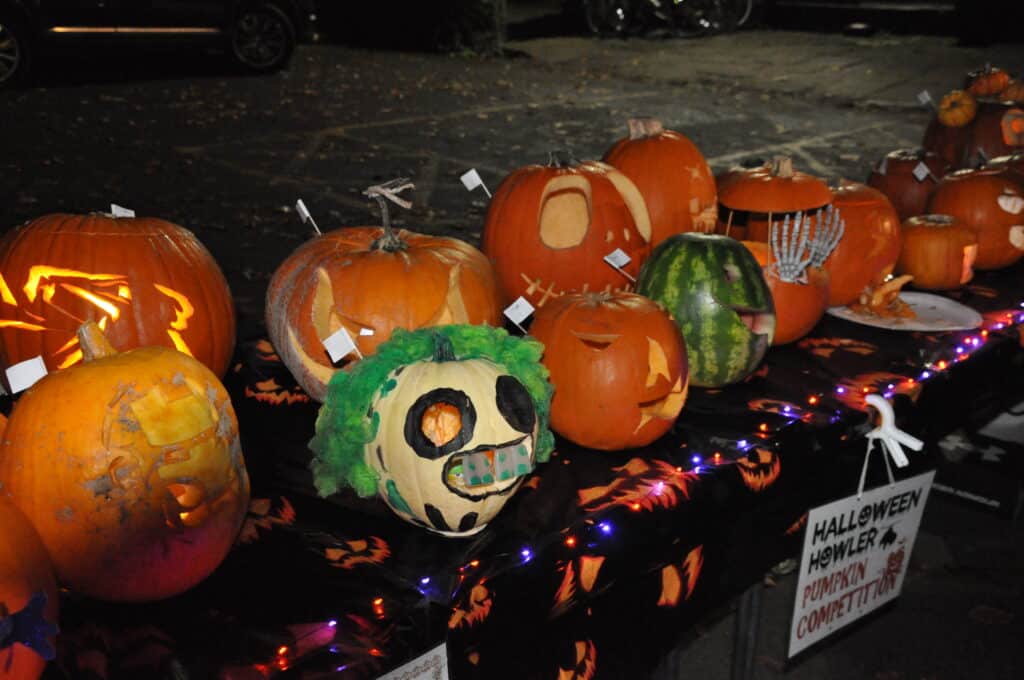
[32,263,1024,680]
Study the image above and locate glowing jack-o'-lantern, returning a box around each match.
[866,148,950,221]
[0,213,235,378]
[0,322,250,602]
[310,325,554,537]
[266,181,503,403]
[962,101,1024,168]
[481,158,652,307]
[529,291,689,450]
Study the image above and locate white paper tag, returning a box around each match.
[504,296,535,325]
[295,198,322,235]
[604,248,631,269]
[912,162,931,182]
[377,642,449,680]
[322,327,361,363]
[110,204,135,218]
[6,356,48,394]
[876,157,888,175]
[460,168,492,198]
[916,90,933,107]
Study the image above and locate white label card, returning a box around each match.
[296,199,313,224]
[788,470,934,658]
[322,327,360,363]
[110,204,135,218]
[503,296,535,325]
[376,642,449,680]
[460,168,492,198]
[916,90,933,107]
[604,248,631,269]
[6,356,48,394]
[912,162,931,182]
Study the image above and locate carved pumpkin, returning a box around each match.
[927,169,1024,270]
[0,212,235,378]
[896,215,978,290]
[923,113,970,169]
[0,322,250,602]
[309,325,554,537]
[1000,80,1024,104]
[824,182,902,306]
[0,496,59,680]
[266,187,502,403]
[717,157,833,243]
[965,64,1011,98]
[866,148,950,221]
[985,153,1024,185]
[529,291,689,450]
[603,118,717,243]
[481,159,652,307]
[962,101,1024,168]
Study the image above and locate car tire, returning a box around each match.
[0,13,30,88]
[229,2,295,73]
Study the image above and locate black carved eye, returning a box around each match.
[495,375,535,434]
[404,388,476,460]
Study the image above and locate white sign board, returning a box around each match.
[789,470,934,658]
[377,642,448,680]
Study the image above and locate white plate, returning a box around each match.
[826,292,983,332]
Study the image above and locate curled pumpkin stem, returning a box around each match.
[547,148,580,169]
[365,178,415,252]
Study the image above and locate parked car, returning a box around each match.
[0,0,317,87]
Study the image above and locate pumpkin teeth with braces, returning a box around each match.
[443,434,534,497]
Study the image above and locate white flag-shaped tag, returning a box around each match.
[504,296,535,331]
[295,199,322,235]
[322,327,362,363]
[110,204,135,218]
[916,90,934,107]
[604,248,636,282]
[460,168,492,198]
[6,356,48,394]
[912,162,931,182]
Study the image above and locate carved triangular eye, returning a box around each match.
[570,331,620,351]
[646,337,671,388]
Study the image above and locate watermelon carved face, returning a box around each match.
[637,233,775,387]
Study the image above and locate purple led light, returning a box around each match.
[783,405,792,413]
[955,346,964,354]
[835,386,846,394]
[737,439,748,449]
[521,548,533,562]
[328,619,338,628]
[919,371,931,380]
[691,454,702,464]
[599,522,613,535]
[420,577,430,585]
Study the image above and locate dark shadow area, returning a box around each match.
[315,1,504,52]
[25,46,241,89]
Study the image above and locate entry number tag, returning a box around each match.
[110,204,136,218]
[912,162,931,182]
[916,90,934,107]
[6,356,48,394]
[322,327,362,363]
[504,296,535,326]
[604,248,631,269]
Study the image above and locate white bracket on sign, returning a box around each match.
[857,394,924,499]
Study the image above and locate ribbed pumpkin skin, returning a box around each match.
[0,341,250,602]
[0,213,235,378]
[963,101,1024,169]
[604,130,717,244]
[481,161,652,307]
[927,170,1024,270]
[637,234,775,388]
[896,215,978,290]
[0,496,59,680]
[742,242,829,346]
[529,291,689,450]
[866,149,950,221]
[266,228,502,402]
[826,182,903,306]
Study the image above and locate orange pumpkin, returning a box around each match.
[985,153,1024,185]
[1000,79,1024,104]
[529,291,688,450]
[822,182,902,306]
[927,169,1024,270]
[965,64,1011,98]
[266,190,502,403]
[896,215,978,291]
[0,496,59,680]
[603,118,718,244]
[0,323,250,602]
[963,101,1024,168]
[743,241,830,346]
[866,148,950,221]
[937,90,978,127]
[481,159,652,308]
[0,213,235,378]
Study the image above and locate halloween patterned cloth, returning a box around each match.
[22,262,1024,680]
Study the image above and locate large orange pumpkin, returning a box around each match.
[985,153,1024,185]
[0,495,59,680]
[0,323,250,602]
[529,291,688,450]
[0,213,235,378]
[481,159,652,308]
[821,182,902,306]
[896,215,978,291]
[965,64,1011,98]
[266,193,502,403]
[927,169,1024,270]
[962,101,1024,168]
[603,118,718,244]
[866,149,950,221]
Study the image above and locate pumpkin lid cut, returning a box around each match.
[718,157,833,213]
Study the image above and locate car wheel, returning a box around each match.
[230,3,295,73]
[0,15,29,88]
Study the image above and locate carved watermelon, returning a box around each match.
[636,233,775,387]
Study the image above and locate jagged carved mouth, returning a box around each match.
[635,377,688,432]
[442,435,533,500]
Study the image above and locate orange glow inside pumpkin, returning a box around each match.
[422,402,462,446]
[962,243,979,284]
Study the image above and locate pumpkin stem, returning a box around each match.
[771,156,795,179]
[431,333,457,362]
[365,179,415,252]
[547,148,579,169]
[626,117,664,139]
[78,321,118,362]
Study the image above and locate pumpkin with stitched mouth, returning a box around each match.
[529,291,689,450]
[310,325,554,537]
[637,233,775,387]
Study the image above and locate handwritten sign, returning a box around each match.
[377,642,449,680]
[789,470,934,657]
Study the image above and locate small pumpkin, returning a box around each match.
[603,117,718,244]
[481,158,652,307]
[937,90,978,127]
[529,291,689,450]
[637,233,775,387]
[965,64,1011,98]
[866,148,950,221]
[927,169,1024,270]
[266,181,503,403]
[896,215,978,291]
[0,212,235,378]
[962,101,1024,168]
[0,322,250,602]
[309,325,554,537]
[0,496,59,680]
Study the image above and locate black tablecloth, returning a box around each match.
[35,264,1024,680]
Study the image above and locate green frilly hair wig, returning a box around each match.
[309,324,555,498]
